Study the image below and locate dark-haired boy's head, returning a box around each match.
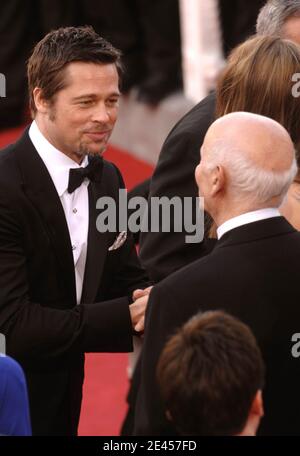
[157,311,265,436]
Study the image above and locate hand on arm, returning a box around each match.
[132,286,153,301]
[129,286,153,333]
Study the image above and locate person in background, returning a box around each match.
[205,34,300,237]
[157,310,265,436]
[0,1,76,130]
[79,0,182,105]
[139,0,300,283]
[256,0,300,44]
[280,171,300,230]
[218,0,265,55]
[0,355,32,436]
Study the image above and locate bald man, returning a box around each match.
[134,113,300,436]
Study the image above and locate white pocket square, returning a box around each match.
[108,231,127,251]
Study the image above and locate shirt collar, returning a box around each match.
[217,208,281,240]
[29,120,88,197]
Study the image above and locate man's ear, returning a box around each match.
[33,87,49,114]
[251,390,264,418]
[195,163,202,189]
[210,165,225,197]
[237,390,264,436]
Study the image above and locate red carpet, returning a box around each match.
[0,125,153,436]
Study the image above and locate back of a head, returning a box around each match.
[256,0,300,37]
[201,112,297,209]
[157,311,265,436]
[216,35,300,152]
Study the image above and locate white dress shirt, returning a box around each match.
[29,121,89,304]
[217,208,281,240]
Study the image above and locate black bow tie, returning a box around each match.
[67,156,104,193]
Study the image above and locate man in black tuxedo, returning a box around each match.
[139,0,300,283]
[0,26,149,435]
[134,112,300,435]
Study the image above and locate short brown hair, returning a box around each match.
[27,26,122,117]
[216,35,300,155]
[157,311,265,436]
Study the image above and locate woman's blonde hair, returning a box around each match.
[208,35,300,238]
[216,35,300,149]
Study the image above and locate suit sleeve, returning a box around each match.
[139,94,216,283]
[0,196,133,362]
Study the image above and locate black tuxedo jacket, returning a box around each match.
[139,92,216,283]
[0,129,148,435]
[135,217,300,435]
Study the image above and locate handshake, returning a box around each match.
[129,286,153,334]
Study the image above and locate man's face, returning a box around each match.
[282,16,300,46]
[39,61,120,162]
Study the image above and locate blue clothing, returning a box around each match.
[0,355,31,436]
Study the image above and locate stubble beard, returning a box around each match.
[49,106,108,159]
[77,140,107,159]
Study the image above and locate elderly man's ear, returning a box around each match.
[195,163,226,199]
[209,165,225,197]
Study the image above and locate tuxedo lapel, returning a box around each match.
[14,129,77,304]
[81,178,110,304]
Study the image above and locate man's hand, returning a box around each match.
[129,294,150,333]
[132,286,153,302]
[130,286,153,332]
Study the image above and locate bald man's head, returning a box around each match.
[195,113,297,219]
[205,112,295,171]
